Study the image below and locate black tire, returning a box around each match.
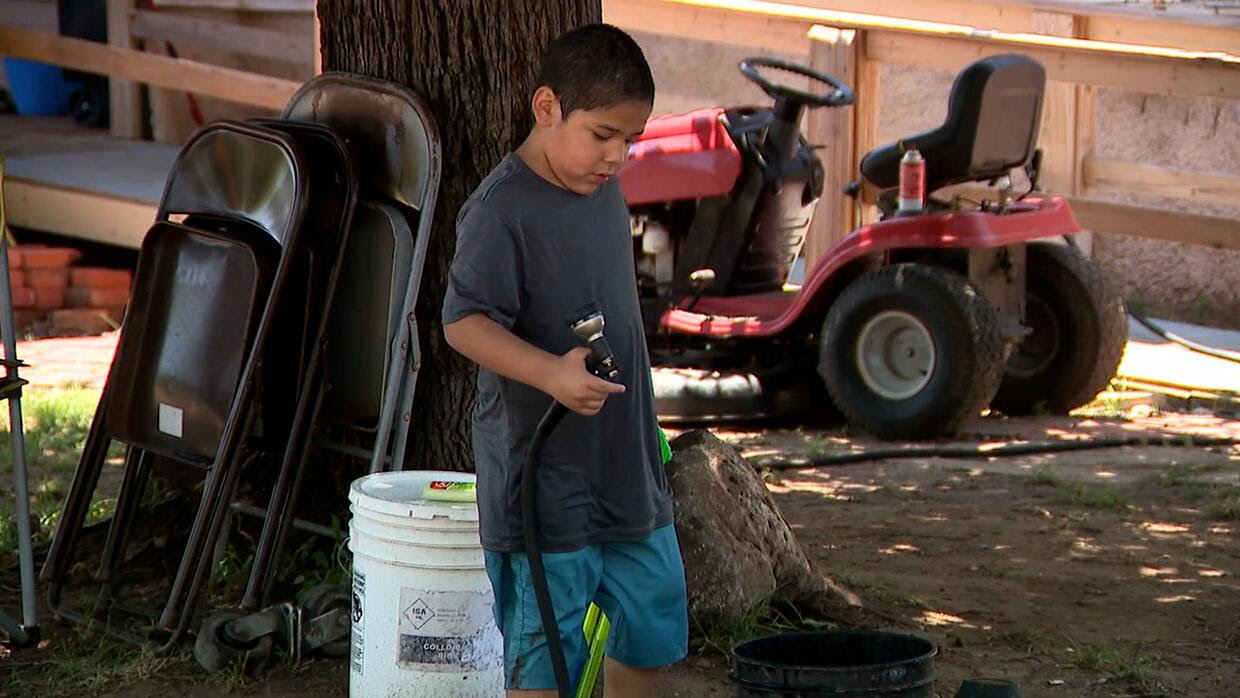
[819,264,1004,439]
[193,612,273,674]
[992,243,1126,415]
[298,584,351,657]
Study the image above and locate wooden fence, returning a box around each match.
[605,0,1240,260]
[0,0,1237,256]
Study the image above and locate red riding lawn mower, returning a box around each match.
[619,54,1126,439]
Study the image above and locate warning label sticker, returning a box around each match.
[397,588,501,672]
[350,570,365,673]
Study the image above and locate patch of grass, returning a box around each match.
[1071,393,1127,420]
[1054,482,1131,510]
[832,570,929,610]
[2,628,192,695]
[1208,494,1240,521]
[803,434,844,460]
[275,518,350,596]
[695,590,836,655]
[214,517,349,599]
[1157,465,1240,517]
[1029,464,1062,486]
[1,388,102,472]
[203,656,252,692]
[998,629,1044,653]
[1028,465,1131,509]
[1160,463,1226,486]
[0,388,113,555]
[1069,640,1160,687]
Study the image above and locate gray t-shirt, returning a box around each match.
[442,153,673,553]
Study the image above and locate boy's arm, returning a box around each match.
[444,313,624,416]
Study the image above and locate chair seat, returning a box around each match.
[860,54,1046,191]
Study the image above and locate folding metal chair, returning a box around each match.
[187,75,441,670]
[39,121,336,653]
[282,72,442,474]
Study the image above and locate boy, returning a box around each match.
[442,23,687,698]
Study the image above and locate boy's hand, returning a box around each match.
[548,347,626,416]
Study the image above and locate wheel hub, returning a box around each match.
[1006,294,1060,378]
[855,310,936,400]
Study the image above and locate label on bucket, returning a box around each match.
[397,588,502,672]
[351,570,365,673]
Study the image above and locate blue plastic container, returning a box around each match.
[3,58,78,116]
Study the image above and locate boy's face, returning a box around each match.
[532,87,650,195]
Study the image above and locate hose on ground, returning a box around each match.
[750,433,1237,470]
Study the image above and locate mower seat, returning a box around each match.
[860,54,1045,191]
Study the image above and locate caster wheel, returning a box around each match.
[299,584,351,657]
[194,612,273,674]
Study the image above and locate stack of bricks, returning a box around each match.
[9,245,132,337]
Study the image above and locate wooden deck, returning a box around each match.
[1,114,173,249]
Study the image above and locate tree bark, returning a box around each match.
[317,0,600,470]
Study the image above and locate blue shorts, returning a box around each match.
[483,524,688,691]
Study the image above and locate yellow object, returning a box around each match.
[421,479,477,502]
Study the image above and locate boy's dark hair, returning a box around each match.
[535,23,655,118]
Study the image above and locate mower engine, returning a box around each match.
[621,57,852,312]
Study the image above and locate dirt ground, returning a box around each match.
[3,407,1236,697]
[689,412,1240,698]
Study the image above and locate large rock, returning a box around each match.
[666,429,857,633]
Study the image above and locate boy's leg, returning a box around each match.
[484,547,602,695]
[602,656,659,697]
[593,524,688,698]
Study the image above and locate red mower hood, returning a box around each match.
[619,108,742,206]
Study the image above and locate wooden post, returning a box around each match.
[1031,11,1076,195]
[852,28,880,227]
[1032,10,1092,254]
[805,26,857,267]
[106,0,143,139]
[1074,81,1097,256]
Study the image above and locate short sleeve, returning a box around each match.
[442,199,523,329]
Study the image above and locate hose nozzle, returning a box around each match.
[567,305,619,380]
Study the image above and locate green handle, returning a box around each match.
[576,603,611,697]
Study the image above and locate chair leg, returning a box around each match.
[242,370,326,611]
[41,393,114,588]
[96,447,150,589]
[157,445,252,653]
[388,313,424,473]
[159,403,256,632]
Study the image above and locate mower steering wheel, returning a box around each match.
[739,57,855,108]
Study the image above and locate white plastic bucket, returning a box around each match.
[348,470,503,697]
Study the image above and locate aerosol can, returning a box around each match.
[897,145,925,215]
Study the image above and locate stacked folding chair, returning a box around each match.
[37,74,441,669]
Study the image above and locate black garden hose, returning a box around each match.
[1127,306,1240,365]
[1060,235,1240,366]
[521,400,574,697]
[521,304,619,697]
[750,433,1237,470]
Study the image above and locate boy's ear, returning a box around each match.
[531,86,562,128]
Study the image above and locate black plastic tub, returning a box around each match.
[731,630,937,697]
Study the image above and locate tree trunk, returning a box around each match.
[317,0,600,470]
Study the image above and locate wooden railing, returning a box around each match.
[0,0,1237,255]
[0,25,299,111]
